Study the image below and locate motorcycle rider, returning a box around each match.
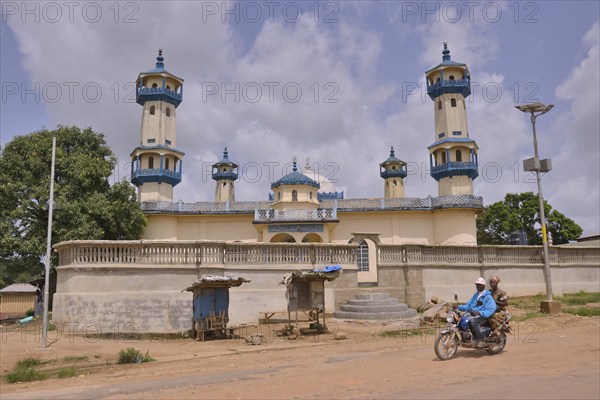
[457,277,497,347]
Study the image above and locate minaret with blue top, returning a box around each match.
[130,49,184,202]
[380,146,407,198]
[212,147,238,202]
[425,43,478,196]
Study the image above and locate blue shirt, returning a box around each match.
[458,289,497,319]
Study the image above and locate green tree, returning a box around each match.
[0,126,146,286]
[477,192,583,245]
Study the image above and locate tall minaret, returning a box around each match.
[212,147,238,202]
[379,146,407,198]
[425,43,478,196]
[130,50,185,202]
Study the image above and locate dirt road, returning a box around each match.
[1,315,599,399]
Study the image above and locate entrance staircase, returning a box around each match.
[334,293,418,321]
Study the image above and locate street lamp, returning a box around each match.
[515,102,560,313]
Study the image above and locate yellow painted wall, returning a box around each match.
[144,207,477,245]
[140,100,177,148]
[434,93,468,137]
[432,209,478,245]
[438,176,473,196]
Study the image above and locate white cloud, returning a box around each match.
[5,3,598,236]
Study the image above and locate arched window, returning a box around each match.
[393,180,397,186]
[292,190,298,202]
[152,83,158,88]
[451,98,457,107]
[278,192,281,201]
[456,150,462,162]
[438,100,442,110]
[309,191,313,200]
[441,151,446,164]
[166,107,171,117]
[148,156,154,169]
[223,182,227,187]
[449,75,455,80]
[436,77,440,83]
[166,85,171,90]
[165,158,170,170]
[149,105,155,115]
[357,240,369,272]
[392,166,396,171]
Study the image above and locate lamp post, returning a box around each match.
[515,102,560,312]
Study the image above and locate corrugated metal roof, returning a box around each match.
[0,283,38,293]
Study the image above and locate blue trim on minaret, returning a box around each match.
[131,156,183,186]
[212,147,239,181]
[426,43,471,100]
[431,162,479,181]
[379,146,407,179]
[136,49,183,108]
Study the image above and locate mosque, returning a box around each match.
[129,44,483,285]
[55,44,544,333]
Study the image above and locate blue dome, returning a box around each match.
[271,160,320,189]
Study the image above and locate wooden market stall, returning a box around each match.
[280,265,342,334]
[183,275,250,341]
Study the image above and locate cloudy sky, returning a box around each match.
[1,1,599,236]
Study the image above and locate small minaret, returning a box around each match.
[212,147,238,202]
[130,49,185,202]
[379,146,407,198]
[425,43,479,196]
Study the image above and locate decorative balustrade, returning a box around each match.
[140,195,484,215]
[377,244,599,266]
[55,240,357,267]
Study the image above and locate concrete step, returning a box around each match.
[347,298,400,306]
[340,304,409,313]
[354,293,390,301]
[334,309,418,320]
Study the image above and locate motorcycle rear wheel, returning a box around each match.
[485,333,507,354]
[434,332,458,360]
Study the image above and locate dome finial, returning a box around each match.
[442,42,450,62]
[156,49,165,69]
[292,157,298,172]
[223,147,229,159]
[390,146,395,157]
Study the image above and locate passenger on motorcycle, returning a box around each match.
[457,277,497,347]
[489,275,510,336]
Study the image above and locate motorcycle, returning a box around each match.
[434,296,511,360]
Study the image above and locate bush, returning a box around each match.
[57,366,78,379]
[25,308,35,317]
[16,358,43,369]
[5,359,48,383]
[117,348,154,364]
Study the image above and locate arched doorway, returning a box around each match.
[302,233,323,243]
[270,233,296,243]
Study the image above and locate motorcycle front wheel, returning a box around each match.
[485,333,507,354]
[434,332,458,360]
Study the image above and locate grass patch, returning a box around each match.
[557,291,600,306]
[5,367,48,383]
[63,355,89,362]
[563,307,600,317]
[117,348,155,364]
[56,367,78,379]
[15,358,44,369]
[5,358,49,383]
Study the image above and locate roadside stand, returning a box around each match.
[280,265,342,335]
[183,275,250,341]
